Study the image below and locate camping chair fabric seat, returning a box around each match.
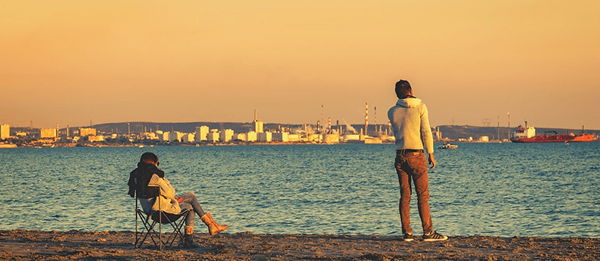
[151,210,188,224]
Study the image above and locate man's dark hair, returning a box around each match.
[140,152,158,164]
[395,80,412,99]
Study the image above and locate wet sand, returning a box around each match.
[1,230,598,260]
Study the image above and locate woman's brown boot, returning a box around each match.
[200,212,229,235]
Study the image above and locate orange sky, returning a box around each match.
[2,1,599,130]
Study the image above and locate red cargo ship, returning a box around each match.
[511,124,595,143]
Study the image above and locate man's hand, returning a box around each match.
[428,153,436,170]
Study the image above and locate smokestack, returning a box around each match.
[507,113,510,139]
[374,106,377,134]
[321,105,324,133]
[497,116,500,141]
[254,109,257,122]
[365,102,369,136]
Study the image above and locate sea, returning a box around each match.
[1,143,599,238]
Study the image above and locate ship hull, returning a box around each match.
[511,133,595,143]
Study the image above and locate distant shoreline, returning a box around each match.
[4,139,600,149]
[1,229,598,260]
[2,141,397,148]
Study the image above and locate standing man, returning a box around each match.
[388,80,448,242]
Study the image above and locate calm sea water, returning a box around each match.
[1,143,599,238]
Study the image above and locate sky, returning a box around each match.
[1,0,599,130]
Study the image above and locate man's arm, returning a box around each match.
[420,104,435,154]
[420,104,436,169]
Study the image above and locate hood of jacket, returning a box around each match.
[396,97,422,108]
[136,162,165,178]
[128,162,165,198]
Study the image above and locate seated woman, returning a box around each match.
[128,152,228,248]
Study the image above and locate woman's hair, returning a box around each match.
[140,152,158,164]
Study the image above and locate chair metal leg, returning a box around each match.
[135,210,162,249]
[135,200,139,248]
[158,215,163,250]
[135,207,191,250]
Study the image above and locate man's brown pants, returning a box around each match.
[395,151,433,235]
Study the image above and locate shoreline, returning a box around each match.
[1,230,598,260]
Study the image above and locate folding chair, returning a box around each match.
[134,181,191,250]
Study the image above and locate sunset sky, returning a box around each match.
[2,1,599,130]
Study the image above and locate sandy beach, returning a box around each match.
[1,230,599,260]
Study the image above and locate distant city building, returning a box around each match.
[182,133,195,143]
[253,109,264,133]
[234,133,246,141]
[288,133,301,142]
[322,133,340,144]
[254,120,264,133]
[0,124,9,139]
[168,131,178,142]
[80,128,97,137]
[436,127,443,140]
[88,135,105,142]
[207,129,220,142]
[307,133,321,142]
[142,132,159,140]
[246,131,257,142]
[220,129,234,142]
[195,126,209,142]
[343,134,360,142]
[257,131,272,142]
[168,131,185,142]
[161,132,170,141]
[40,128,57,138]
[272,132,288,142]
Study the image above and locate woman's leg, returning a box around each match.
[178,202,199,248]
[179,192,228,235]
[178,192,206,217]
[178,202,195,227]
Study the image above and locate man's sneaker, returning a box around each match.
[423,231,448,241]
[403,233,415,242]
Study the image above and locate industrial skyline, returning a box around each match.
[2,105,540,133]
[2,1,599,129]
